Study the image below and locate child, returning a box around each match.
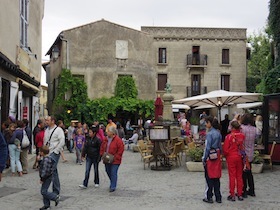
[39,146,59,210]
[74,128,85,165]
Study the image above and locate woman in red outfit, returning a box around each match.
[223,121,245,201]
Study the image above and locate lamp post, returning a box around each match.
[52,45,59,61]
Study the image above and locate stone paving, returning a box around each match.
[0,149,280,210]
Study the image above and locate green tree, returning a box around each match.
[269,0,280,65]
[247,30,272,93]
[115,76,138,99]
[53,70,154,125]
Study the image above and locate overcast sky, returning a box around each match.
[42,0,269,62]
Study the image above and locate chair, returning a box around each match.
[259,141,276,170]
[137,145,153,170]
[179,140,188,160]
[167,142,182,167]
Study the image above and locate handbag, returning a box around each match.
[21,130,30,148]
[102,152,114,164]
[209,148,218,160]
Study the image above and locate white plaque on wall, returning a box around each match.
[116,40,128,59]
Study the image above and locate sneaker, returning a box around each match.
[94,184,99,188]
[79,162,82,165]
[216,199,222,203]
[109,189,115,192]
[39,206,50,210]
[227,195,236,202]
[79,184,87,189]
[55,195,60,206]
[202,198,213,203]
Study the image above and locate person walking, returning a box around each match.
[79,126,102,189]
[43,116,65,196]
[240,113,257,198]
[223,121,245,201]
[39,145,59,210]
[0,132,8,181]
[100,126,124,192]
[202,116,222,204]
[9,121,25,176]
[67,121,76,153]
[33,119,45,169]
[74,128,85,165]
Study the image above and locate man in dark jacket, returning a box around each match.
[0,132,8,181]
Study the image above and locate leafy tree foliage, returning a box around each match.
[264,65,280,94]
[247,31,272,93]
[53,70,154,126]
[269,0,280,65]
[115,76,138,99]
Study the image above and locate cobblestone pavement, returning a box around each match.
[1,149,280,210]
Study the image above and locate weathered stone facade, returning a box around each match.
[0,0,44,128]
[46,20,247,115]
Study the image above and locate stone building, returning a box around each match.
[0,0,44,128]
[46,19,247,117]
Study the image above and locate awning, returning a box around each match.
[237,102,262,109]
[16,78,40,92]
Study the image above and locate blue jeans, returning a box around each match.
[41,175,58,207]
[69,139,74,153]
[50,152,60,195]
[75,147,82,163]
[105,164,120,190]
[83,157,99,187]
[8,144,22,173]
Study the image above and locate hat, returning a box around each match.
[8,116,16,123]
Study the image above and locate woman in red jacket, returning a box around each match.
[100,126,124,192]
[223,121,245,201]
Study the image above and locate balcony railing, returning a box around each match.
[186,54,208,66]
[186,86,207,97]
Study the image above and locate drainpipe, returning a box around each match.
[59,34,69,69]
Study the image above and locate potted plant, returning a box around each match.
[186,147,204,171]
[189,117,200,134]
[251,151,264,173]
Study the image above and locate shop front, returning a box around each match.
[263,93,280,163]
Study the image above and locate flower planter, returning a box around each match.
[191,125,199,134]
[251,163,264,174]
[186,161,204,172]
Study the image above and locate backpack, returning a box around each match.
[21,129,30,148]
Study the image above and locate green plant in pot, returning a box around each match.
[189,147,204,162]
[253,151,264,164]
[189,117,200,126]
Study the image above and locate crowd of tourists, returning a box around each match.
[0,116,126,210]
[199,113,261,204]
[0,113,263,208]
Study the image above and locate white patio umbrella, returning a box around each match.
[173,90,262,122]
[236,102,262,109]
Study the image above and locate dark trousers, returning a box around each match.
[83,157,99,187]
[204,165,222,201]
[243,162,255,194]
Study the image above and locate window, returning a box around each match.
[191,74,201,96]
[158,74,167,91]
[20,0,29,48]
[158,48,167,64]
[222,49,230,64]
[221,75,230,91]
